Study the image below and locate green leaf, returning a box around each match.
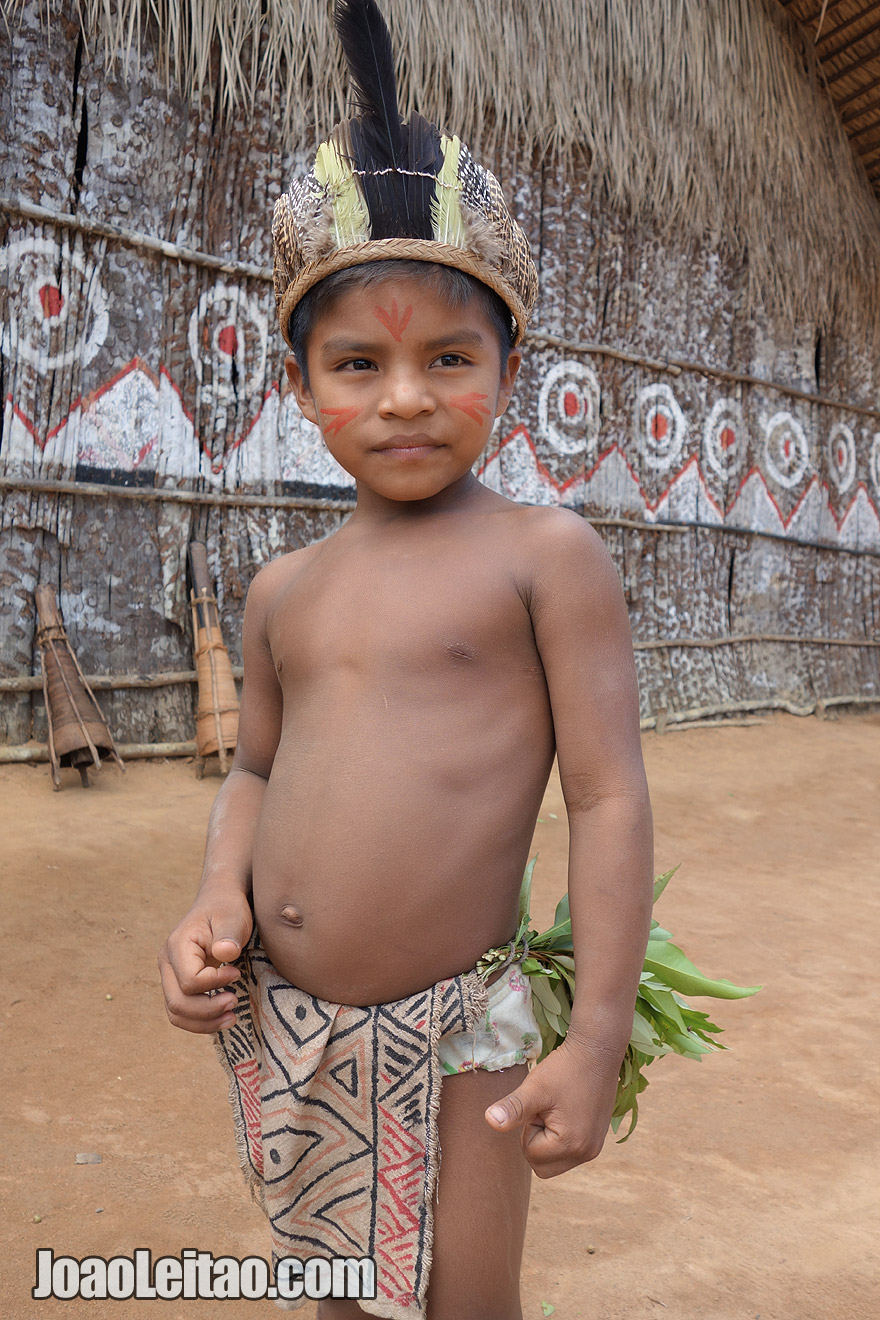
[553,892,570,926]
[630,1008,661,1048]
[530,973,566,1019]
[648,926,674,941]
[653,866,679,904]
[541,1304,556,1317]
[530,919,572,949]
[638,983,688,1034]
[519,855,538,926]
[642,940,761,1000]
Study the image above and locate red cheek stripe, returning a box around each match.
[449,392,491,422]
[373,300,413,341]
[320,406,360,435]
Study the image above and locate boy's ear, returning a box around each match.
[494,348,522,419]
[285,354,319,426]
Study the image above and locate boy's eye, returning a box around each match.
[339,358,376,371]
[435,353,468,367]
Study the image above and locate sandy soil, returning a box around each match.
[2,713,879,1320]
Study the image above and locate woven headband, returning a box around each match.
[272,0,538,349]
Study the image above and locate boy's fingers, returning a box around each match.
[211,935,245,963]
[158,959,238,1033]
[209,908,253,966]
[484,1081,545,1131]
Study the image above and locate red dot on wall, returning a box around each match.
[218,324,239,356]
[563,390,580,418]
[650,412,669,442]
[837,445,845,467]
[39,284,64,318]
[783,438,792,459]
[720,426,736,451]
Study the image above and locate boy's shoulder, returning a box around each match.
[244,538,325,611]
[499,499,611,570]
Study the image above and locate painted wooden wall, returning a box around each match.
[1,1,878,745]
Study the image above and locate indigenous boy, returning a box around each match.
[158,5,652,1317]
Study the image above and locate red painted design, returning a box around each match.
[449,392,490,422]
[650,412,669,441]
[783,438,792,459]
[217,324,238,357]
[720,426,736,450]
[373,300,413,341]
[39,284,63,318]
[563,390,580,417]
[320,406,360,436]
[233,1058,263,1176]
[478,423,880,537]
[838,445,845,467]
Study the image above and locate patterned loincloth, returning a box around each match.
[214,933,490,1320]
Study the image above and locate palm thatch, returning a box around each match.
[10,0,880,332]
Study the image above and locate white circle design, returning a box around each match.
[763,411,809,490]
[187,282,268,400]
[704,397,746,481]
[826,422,855,494]
[537,360,601,456]
[0,237,108,369]
[636,382,686,471]
[870,433,880,499]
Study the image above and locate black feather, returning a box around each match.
[334,0,442,240]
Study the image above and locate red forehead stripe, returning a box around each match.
[373,300,413,341]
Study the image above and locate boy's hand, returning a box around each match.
[157,892,253,1034]
[483,1032,626,1177]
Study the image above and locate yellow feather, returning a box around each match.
[313,138,370,246]
[431,134,466,246]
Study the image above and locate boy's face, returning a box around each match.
[285,274,521,504]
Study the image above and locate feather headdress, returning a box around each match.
[272,0,537,347]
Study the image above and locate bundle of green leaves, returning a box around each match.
[476,860,761,1141]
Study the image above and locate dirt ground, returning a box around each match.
[2,713,879,1320]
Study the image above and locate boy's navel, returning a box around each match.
[280,904,304,927]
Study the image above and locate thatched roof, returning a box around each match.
[44,2,880,332]
[784,0,880,200]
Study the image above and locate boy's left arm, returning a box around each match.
[485,510,654,1178]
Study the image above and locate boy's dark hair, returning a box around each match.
[288,259,516,388]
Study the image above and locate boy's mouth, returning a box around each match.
[374,434,442,457]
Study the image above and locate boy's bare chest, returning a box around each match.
[268,535,541,688]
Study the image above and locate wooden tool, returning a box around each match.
[188,542,239,776]
[34,585,124,790]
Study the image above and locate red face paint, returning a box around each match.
[373,300,413,341]
[320,406,360,436]
[449,392,491,423]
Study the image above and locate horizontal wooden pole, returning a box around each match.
[1,196,273,283]
[0,669,243,693]
[0,741,197,763]
[1,634,877,696]
[4,692,878,760]
[3,475,879,558]
[526,330,880,421]
[638,692,880,731]
[0,475,355,514]
[631,634,880,650]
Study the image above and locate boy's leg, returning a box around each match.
[425,1063,531,1320]
[317,1065,531,1320]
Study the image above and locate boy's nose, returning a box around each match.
[377,373,435,419]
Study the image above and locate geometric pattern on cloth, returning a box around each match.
[215,933,488,1320]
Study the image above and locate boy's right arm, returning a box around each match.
[158,565,284,1034]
